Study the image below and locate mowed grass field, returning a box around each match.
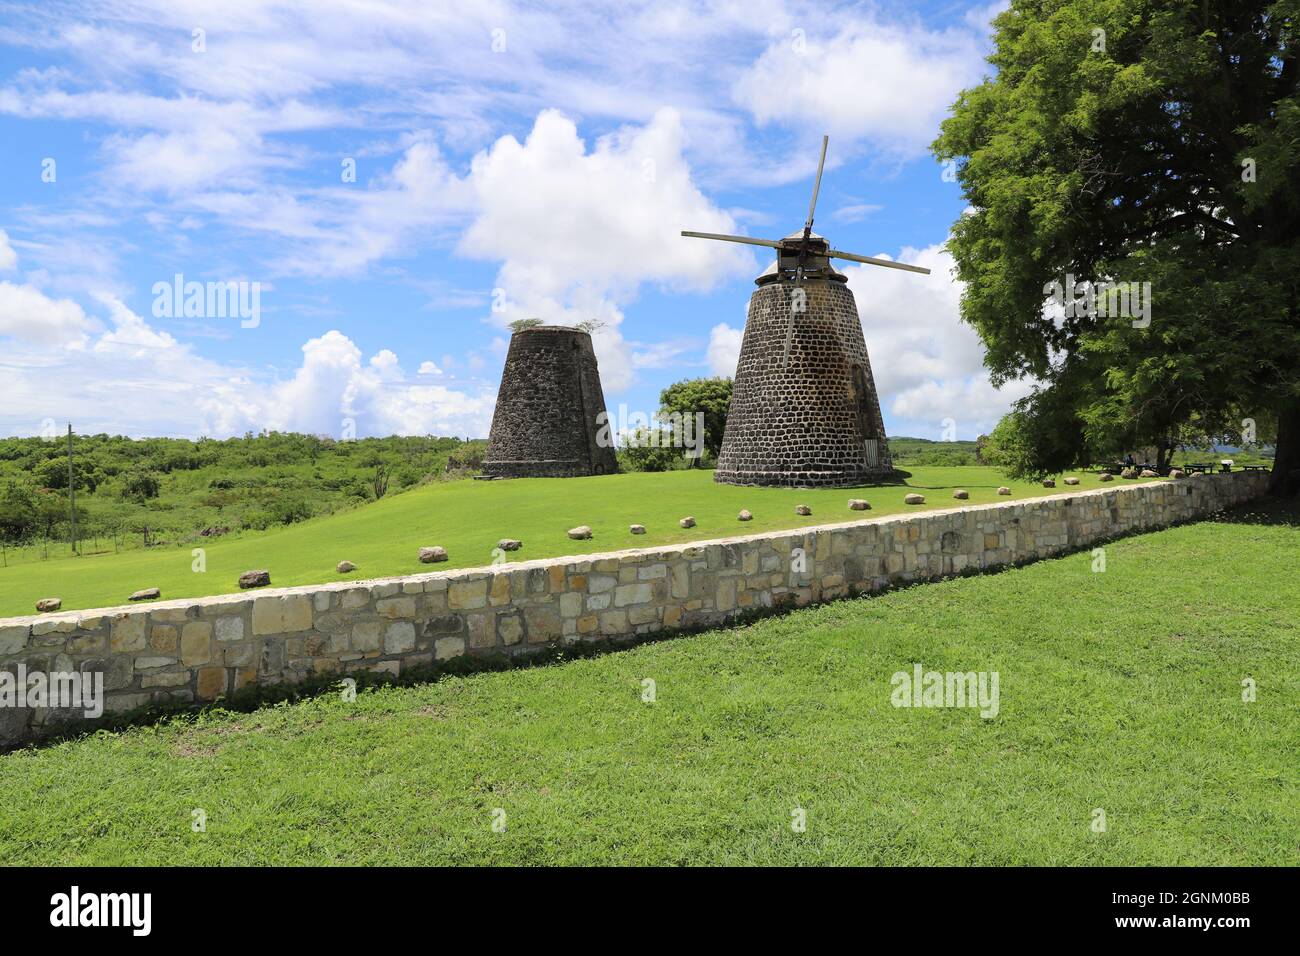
[0,466,1131,618]
[1,500,1294,866]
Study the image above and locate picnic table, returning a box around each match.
[1185,462,1215,474]
[1241,464,1270,473]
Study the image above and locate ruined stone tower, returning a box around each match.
[713,255,893,486]
[482,325,618,478]
[681,135,928,488]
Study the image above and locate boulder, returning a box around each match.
[1098,473,1114,482]
[679,516,696,528]
[1169,469,1185,479]
[794,504,812,516]
[1120,467,1139,479]
[567,526,592,540]
[952,489,969,500]
[1140,469,1159,478]
[629,524,646,534]
[239,570,271,589]
[35,598,62,613]
[737,510,753,521]
[418,547,448,563]
[496,539,523,552]
[1064,476,1080,485]
[847,499,871,511]
[1042,478,1055,488]
[997,486,1012,495]
[336,561,356,574]
[129,587,161,602]
[904,493,925,505]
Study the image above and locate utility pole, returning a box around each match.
[67,423,77,556]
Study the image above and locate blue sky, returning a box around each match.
[0,0,1023,442]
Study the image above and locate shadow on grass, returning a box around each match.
[1205,494,1300,528]
[8,492,1293,755]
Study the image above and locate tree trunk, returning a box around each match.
[1269,398,1300,496]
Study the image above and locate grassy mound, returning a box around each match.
[0,466,1126,618]
[1,499,1294,865]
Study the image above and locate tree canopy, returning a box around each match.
[933,0,1300,488]
[658,377,733,463]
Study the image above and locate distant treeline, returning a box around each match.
[0,432,486,560]
[888,437,982,467]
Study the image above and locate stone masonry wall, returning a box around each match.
[0,472,1269,746]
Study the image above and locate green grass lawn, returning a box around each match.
[1,499,1294,866]
[0,466,1133,618]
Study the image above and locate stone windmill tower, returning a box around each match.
[682,136,929,487]
[482,325,619,478]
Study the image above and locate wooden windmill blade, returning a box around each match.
[803,134,828,238]
[785,134,830,367]
[826,248,931,275]
[679,231,782,248]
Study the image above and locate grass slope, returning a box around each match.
[0,466,1130,617]
[1,500,1295,865]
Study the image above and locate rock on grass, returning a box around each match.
[239,570,271,589]
[419,547,448,563]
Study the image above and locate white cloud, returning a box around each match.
[93,294,179,357]
[0,281,93,347]
[247,331,495,438]
[733,20,987,157]
[0,229,16,271]
[706,322,744,377]
[460,108,753,391]
[463,108,751,293]
[0,295,495,440]
[830,203,882,223]
[418,360,442,375]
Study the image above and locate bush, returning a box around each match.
[120,470,162,501]
[618,429,682,472]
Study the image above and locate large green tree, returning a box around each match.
[934,0,1300,490]
[658,377,733,463]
